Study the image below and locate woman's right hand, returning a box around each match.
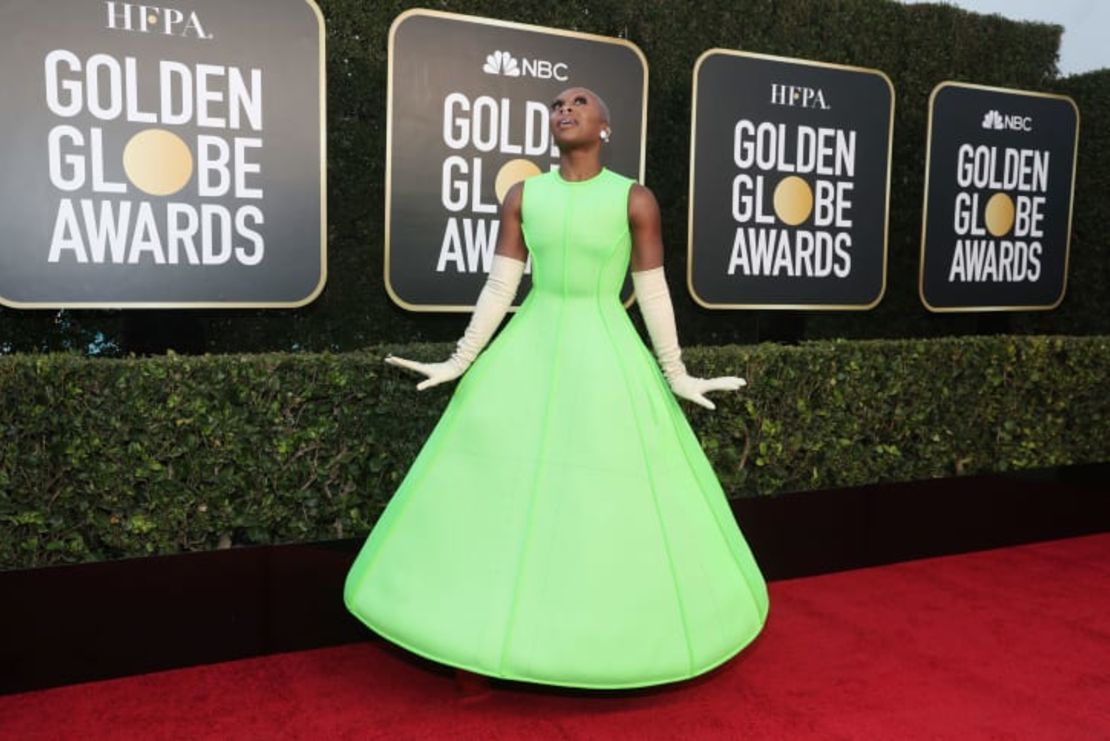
[384,355,467,391]
[383,188,526,394]
[666,372,746,410]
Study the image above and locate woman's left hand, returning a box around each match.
[667,373,747,410]
[384,354,467,391]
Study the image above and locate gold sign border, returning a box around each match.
[918,80,1080,313]
[686,48,895,311]
[0,0,329,310]
[383,7,649,313]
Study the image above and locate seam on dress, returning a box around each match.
[661,390,767,618]
[599,269,696,677]
[496,180,568,675]
[349,177,561,594]
[353,176,552,588]
[346,367,469,595]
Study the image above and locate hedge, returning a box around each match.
[5,0,1108,355]
[2,334,1106,568]
[1014,69,1110,337]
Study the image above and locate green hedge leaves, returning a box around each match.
[2,334,1106,568]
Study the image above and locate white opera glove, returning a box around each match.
[385,254,525,391]
[632,266,747,410]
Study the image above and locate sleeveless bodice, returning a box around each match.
[520,168,635,302]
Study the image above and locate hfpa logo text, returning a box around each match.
[104,1,212,39]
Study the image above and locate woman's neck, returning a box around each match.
[557,149,603,182]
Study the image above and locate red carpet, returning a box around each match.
[2,534,1108,740]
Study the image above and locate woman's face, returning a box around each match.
[549,87,609,149]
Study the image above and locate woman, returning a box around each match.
[345,87,768,690]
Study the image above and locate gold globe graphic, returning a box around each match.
[122,129,194,197]
[495,159,542,203]
[773,176,813,226]
[984,192,1015,237]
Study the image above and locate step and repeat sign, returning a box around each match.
[0,0,325,308]
[688,50,893,310]
[385,9,647,311]
[919,82,1079,311]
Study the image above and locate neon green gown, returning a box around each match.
[344,168,768,689]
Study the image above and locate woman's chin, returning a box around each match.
[552,133,596,151]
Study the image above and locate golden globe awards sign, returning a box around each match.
[385,9,647,311]
[919,82,1078,311]
[688,50,893,310]
[0,0,326,308]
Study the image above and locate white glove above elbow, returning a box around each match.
[632,266,747,410]
[386,254,525,390]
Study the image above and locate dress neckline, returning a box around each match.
[555,166,607,186]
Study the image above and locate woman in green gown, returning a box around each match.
[344,87,769,689]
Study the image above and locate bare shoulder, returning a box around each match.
[627,183,661,225]
[628,182,659,209]
[494,180,527,259]
[503,181,525,216]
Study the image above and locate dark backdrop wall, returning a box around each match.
[1,0,1107,355]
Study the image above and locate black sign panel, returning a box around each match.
[386,9,647,311]
[920,82,1079,312]
[688,50,893,310]
[0,0,326,308]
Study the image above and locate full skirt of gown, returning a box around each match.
[344,168,769,689]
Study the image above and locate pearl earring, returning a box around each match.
[600,129,611,142]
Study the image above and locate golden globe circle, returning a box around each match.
[773,175,813,226]
[122,129,193,197]
[984,192,1015,237]
[495,159,542,203]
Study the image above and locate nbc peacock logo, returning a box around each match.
[981,109,1033,132]
[483,50,520,77]
[482,49,569,81]
[982,110,1004,130]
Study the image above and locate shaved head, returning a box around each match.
[584,88,611,124]
[554,86,611,124]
